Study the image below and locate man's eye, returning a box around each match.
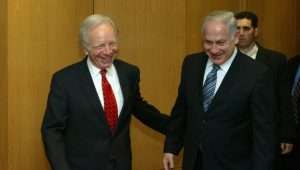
[205,41,213,45]
[217,41,226,46]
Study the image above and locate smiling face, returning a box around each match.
[236,18,258,50]
[85,23,119,69]
[202,20,238,65]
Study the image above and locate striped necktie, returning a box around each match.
[203,64,220,112]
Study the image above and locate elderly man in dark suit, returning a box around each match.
[41,14,168,170]
[235,11,296,170]
[163,10,276,170]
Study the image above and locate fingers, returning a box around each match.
[280,143,294,154]
[163,153,174,170]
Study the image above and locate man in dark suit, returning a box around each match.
[163,11,276,170]
[235,11,296,154]
[41,14,168,170]
[286,54,300,170]
[235,11,296,170]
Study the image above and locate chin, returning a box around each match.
[211,58,226,65]
[104,62,114,68]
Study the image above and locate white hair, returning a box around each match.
[202,10,237,38]
[79,14,118,49]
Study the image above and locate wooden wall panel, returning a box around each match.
[0,0,7,169]
[186,0,244,54]
[7,0,93,170]
[245,0,298,57]
[4,1,298,170]
[94,1,186,169]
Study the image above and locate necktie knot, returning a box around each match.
[212,64,220,71]
[100,69,107,76]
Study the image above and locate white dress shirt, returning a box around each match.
[240,43,258,60]
[203,48,237,95]
[87,57,124,116]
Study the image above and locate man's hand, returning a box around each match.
[163,153,175,170]
[281,143,293,154]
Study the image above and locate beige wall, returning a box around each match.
[245,0,299,57]
[2,0,299,170]
[0,0,7,169]
[7,0,93,170]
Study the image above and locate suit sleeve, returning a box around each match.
[41,74,71,170]
[276,57,296,143]
[163,58,188,155]
[132,68,170,134]
[251,68,276,170]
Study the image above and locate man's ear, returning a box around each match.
[84,50,88,55]
[254,27,259,38]
[234,31,240,45]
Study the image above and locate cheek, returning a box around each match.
[93,49,103,56]
[203,45,215,53]
[89,51,102,61]
[112,47,119,54]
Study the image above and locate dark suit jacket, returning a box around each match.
[255,45,296,143]
[41,58,168,170]
[288,55,300,140]
[164,51,276,170]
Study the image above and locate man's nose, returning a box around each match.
[103,44,113,54]
[210,44,219,54]
[237,28,244,35]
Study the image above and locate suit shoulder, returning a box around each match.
[183,52,206,64]
[185,52,206,59]
[260,47,287,61]
[240,52,270,73]
[263,48,286,57]
[52,58,85,78]
[288,55,300,64]
[114,59,139,73]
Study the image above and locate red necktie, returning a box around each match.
[101,69,118,132]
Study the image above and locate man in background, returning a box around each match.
[41,14,169,170]
[235,11,296,169]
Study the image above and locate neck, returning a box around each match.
[239,42,256,54]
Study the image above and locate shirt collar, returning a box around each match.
[207,47,237,72]
[240,43,258,59]
[87,57,115,77]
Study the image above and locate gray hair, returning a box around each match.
[202,10,237,38]
[79,14,118,49]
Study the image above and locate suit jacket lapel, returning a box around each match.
[256,46,269,64]
[209,51,242,110]
[113,60,130,129]
[77,57,111,131]
[190,54,208,112]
